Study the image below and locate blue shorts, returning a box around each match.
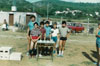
[96,43,100,48]
[52,36,57,42]
[96,40,100,48]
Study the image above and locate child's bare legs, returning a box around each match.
[34,42,37,49]
[27,36,31,55]
[31,40,34,50]
[29,40,34,58]
[53,43,57,53]
[62,40,66,55]
[59,40,62,55]
[97,47,100,66]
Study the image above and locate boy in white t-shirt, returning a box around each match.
[51,22,59,54]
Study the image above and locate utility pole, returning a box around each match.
[13,0,16,6]
[47,2,49,20]
[87,18,90,35]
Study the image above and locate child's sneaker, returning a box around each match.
[57,54,61,57]
[60,54,64,57]
[26,52,29,56]
[39,54,42,57]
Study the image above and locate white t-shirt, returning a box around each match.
[51,28,59,37]
[1,24,6,29]
[49,21,53,25]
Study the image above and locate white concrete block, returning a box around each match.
[0,54,10,60]
[0,47,12,55]
[10,52,22,61]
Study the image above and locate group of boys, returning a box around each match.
[27,15,71,58]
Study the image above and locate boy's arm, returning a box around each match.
[30,35,33,41]
[36,35,41,41]
[66,28,71,38]
[44,33,46,40]
[67,31,71,38]
[36,31,41,41]
[49,34,51,40]
[27,27,29,36]
[96,28,100,37]
[57,33,60,39]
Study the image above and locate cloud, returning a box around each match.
[62,0,100,3]
[26,0,40,2]
[26,0,100,3]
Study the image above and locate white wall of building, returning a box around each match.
[14,12,26,25]
[0,11,38,25]
[0,12,9,24]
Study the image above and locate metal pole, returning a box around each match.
[87,18,89,35]
[61,17,63,22]
[13,0,16,6]
[47,3,49,20]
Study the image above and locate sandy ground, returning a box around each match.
[0,31,97,66]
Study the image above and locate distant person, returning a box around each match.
[30,22,41,58]
[51,22,59,54]
[58,21,71,57]
[96,23,100,66]
[42,19,46,23]
[27,15,36,56]
[1,19,8,31]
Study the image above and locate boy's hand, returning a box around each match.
[35,39,38,41]
[96,35,100,37]
[32,39,34,42]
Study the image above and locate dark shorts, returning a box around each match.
[60,37,67,41]
[28,30,31,36]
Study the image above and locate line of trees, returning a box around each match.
[0,0,100,21]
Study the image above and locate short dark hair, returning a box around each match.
[34,22,38,25]
[62,21,66,24]
[53,22,57,25]
[40,21,44,25]
[45,21,50,24]
[98,23,100,26]
[30,15,36,19]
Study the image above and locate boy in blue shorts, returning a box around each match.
[96,23,100,66]
[51,22,59,54]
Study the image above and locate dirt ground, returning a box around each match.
[0,30,97,66]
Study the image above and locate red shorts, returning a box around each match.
[32,36,38,39]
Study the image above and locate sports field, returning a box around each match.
[0,30,97,66]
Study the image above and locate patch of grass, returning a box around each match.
[81,61,93,66]
[69,64,79,66]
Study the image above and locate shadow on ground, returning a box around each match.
[82,50,98,63]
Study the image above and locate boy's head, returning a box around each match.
[45,21,50,27]
[40,21,44,28]
[53,22,57,29]
[30,15,36,22]
[62,21,66,27]
[98,23,100,29]
[34,22,38,28]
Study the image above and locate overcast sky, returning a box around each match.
[26,0,100,3]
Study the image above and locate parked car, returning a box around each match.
[67,23,85,33]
